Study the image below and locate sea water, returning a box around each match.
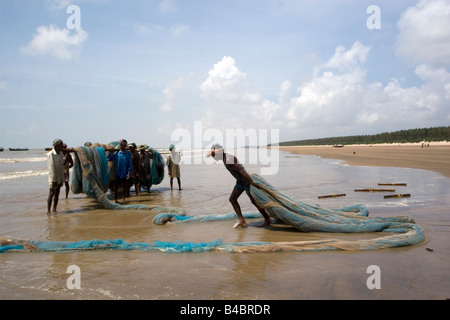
[0,148,449,299]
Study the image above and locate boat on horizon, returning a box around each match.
[9,147,29,151]
[0,147,3,152]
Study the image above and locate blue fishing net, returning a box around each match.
[70,145,184,214]
[0,238,233,253]
[1,152,425,254]
[152,174,425,252]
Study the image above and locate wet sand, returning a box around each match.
[278,142,450,178]
[1,148,449,301]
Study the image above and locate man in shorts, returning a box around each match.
[206,144,271,228]
[107,139,132,203]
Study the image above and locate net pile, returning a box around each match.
[70,145,184,214]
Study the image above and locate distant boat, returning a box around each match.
[9,147,29,151]
[0,147,4,151]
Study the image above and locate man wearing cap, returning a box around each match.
[107,139,132,203]
[206,144,271,228]
[166,144,182,190]
[47,138,65,215]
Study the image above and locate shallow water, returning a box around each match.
[0,149,449,300]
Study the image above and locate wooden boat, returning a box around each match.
[9,147,29,151]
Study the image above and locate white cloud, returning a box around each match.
[200,56,246,92]
[396,0,450,67]
[21,25,88,61]
[198,43,450,142]
[287,42,369,125]
[323,41,370,71]
[278,80,292,104]
[285,41,450,137]
[200,56,283,132]
[357,112,379,125]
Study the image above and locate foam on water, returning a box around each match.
[0,169,48,180]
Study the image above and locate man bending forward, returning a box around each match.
[207,144,271,228]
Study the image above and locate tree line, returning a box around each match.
[276,126,450,146]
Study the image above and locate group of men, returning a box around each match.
[106,139,183,203]
[46,139,182,213]
[47,139,270,229]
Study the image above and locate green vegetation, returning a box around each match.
[276,126,450,146]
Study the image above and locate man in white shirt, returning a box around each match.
[47,138,65,215]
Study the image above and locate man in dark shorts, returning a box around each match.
[107,139,132,203]
[128,143,142,196]
[207,144,271,228]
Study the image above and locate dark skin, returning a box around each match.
[129,145,141,197]
[113,143,130,204]
[47,142,65,215]
[209,148,271,228]
[169,176,182,191]
[139,149,152,193]
[63,149,74,199]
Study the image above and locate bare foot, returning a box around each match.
[262,219,272,227]
[233,221,248,229]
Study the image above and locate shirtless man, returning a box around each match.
[62,143,74,199]
[206,144,271,228]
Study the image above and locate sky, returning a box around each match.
[0,0,449,149]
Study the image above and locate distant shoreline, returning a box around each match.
[277,141,450,178]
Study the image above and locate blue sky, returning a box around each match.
[0,0,449,149]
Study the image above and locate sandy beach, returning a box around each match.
[1,148,449,301]
[279,142,450,178]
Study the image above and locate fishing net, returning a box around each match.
[104,141,165,186]
[0,160,425,254]
[152,174,425,252]
[70,145,184,214]
[0,237,226,253]
[153,211,263,225]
